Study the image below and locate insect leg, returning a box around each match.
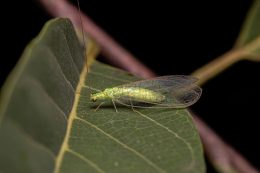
[111,99,118,112]
[129,99,134,112]
[94,102,104,111]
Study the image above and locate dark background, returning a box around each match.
[1,0,258,172]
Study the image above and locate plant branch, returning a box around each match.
[192,35,260,86]
[192,49,246,86]
[37,0,259,173]
[193,115,259,173]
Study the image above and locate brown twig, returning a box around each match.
[37,0,259,173]
[193,115,259,173]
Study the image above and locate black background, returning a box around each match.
[1,0,259,172]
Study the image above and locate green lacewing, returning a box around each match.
[89,75,202,111]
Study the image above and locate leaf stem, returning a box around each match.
[192,49,246,86]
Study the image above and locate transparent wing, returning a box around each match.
[114,75,202,108]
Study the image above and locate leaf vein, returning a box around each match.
[75,116,167,173]
[67,149,106,173]
[44,46,76,93]
[59,27,81,75]
[133,109,196,170]
[30,77,68,121]
[9,119,56,159]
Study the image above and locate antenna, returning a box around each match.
[76,0,88,72]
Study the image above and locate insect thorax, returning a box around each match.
[105,87,165,102]
[91,87,165,103]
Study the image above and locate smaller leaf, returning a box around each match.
[234,1,260,62]
[235,1,260,47]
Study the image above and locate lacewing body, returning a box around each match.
[90,75,202,109]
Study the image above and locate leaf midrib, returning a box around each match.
[53,60,87,173]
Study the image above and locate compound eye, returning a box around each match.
[90,94,96,102]
[91,98,97,102]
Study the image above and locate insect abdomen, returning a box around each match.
[109,87,165,102]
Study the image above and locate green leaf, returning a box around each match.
[235,0,260,61]
[0,18,85,173]
[0,18,205,173]
[236,1,260,47]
